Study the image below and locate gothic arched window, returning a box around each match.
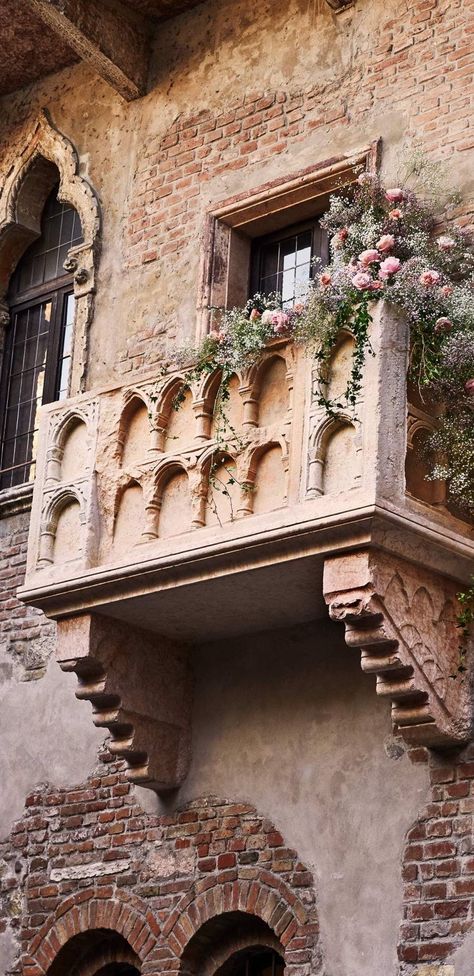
[0,186,83,489]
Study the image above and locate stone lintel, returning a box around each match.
[56,612,192,791]
[22,0,150,100]
[323,550,473,749]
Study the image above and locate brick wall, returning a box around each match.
[0,512,55,681]
[2,744,474,973]
[0,751,321,975]
[399,744,474,973]
[120,0,474,373]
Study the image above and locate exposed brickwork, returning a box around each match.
[0,513,55,680]
[2,744,474,973]
[399,744,474,973]
[121,0,474,373]
[0,752,321,975]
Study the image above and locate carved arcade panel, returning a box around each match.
[28,337,376,576]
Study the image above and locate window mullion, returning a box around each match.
[43,291,62,405]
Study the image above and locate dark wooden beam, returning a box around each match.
[23,0,150,100]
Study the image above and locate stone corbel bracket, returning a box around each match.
[323,550,473,748]
[57,613,192,791]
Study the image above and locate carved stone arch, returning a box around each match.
[111,476,147,552]
[406,416,433,452]
[200,445,241,526]
[38,485,86,567]
[307,412,356,498]
[241,439,289,516]
[116,389,154,465]
[151,457,194,538]
[153,374,192,450]
[405,415,445,506]
[316,327,358,403]
[244,350,293,429]
[23,890,155,974]
[194,367,229,441]
[0,110,101,393]
[45,408,90,485]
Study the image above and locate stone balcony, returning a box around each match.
[19,304,474,790]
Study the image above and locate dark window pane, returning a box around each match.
[9,186,84,298]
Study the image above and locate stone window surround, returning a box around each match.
[196,140,380,343]
[0,109,101,518]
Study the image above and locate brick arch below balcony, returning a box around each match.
[23,891,158,976]
[157,872,321,976]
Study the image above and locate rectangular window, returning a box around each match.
[197,144,379,342]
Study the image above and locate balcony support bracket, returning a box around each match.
[56,613,193,792]
[323,549,473,749]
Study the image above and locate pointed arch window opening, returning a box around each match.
[0,186,83,489]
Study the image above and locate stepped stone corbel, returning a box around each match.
[56,613,192,791]
[323,550,473,748]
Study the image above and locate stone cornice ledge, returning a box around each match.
[19,501,473,618]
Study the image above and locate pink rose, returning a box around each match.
[419,269,441,287]
[358,249,380,266]
[434,317,453,334]
[249,308,261,321]
[293,302,305,314]
[437,235,456,251]
[319,272,332,287]
[465,379,474,396]
[379,256,401,277]
[351,271,373,290]
[376,234,395,253]
[261,310,274,325]
[271,311,290,333]
[389,209,403,220]
[332,228,349,249]
[441,284,453,297]
[370,280,384,291]
[385,187,404,203]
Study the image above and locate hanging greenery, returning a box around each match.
[172,161,474,517]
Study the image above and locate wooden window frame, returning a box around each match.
[196,142,380,341]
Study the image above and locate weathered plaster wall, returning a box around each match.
[0,0,472,971]
[140,620,430,976]
[0,0,471,390]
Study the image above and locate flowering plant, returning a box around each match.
[174,167,474,516]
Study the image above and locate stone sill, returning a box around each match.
[18,499,474,639]
[0,482,33,518]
